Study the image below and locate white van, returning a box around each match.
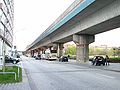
[45,50,58,61]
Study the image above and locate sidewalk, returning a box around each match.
[68,59,120,72]
[0,62,31,90]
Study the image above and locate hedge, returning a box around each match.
[109,57,120,63]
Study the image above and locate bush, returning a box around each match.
[109,57,120,63]
[69,55,76,60]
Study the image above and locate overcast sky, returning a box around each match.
[14,0,120,51]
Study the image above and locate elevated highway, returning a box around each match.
[26,0,120,62]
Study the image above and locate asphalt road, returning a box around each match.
[22,57,120,90]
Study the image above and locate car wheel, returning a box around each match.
[13,61,16,64]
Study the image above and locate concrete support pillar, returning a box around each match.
[42,49,45,54]
[37,48,41,55]
[41,47,47,54]
[41,49,43,54]
[31,50,34,57]
[73,34,95,62]
[76,44,89,62]
[30,50,32,57]
[57,43,64,58]
[53,44,58,50]
[49,47,52,51]
[38,49,40,55]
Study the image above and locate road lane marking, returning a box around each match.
[97,73,115,79]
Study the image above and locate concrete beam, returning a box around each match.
[73,34,95,44]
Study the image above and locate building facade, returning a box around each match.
[0,0,14,56]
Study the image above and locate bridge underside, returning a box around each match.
[26,0,120,62]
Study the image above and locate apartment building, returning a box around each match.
[0,0,14,56]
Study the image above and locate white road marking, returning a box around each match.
[97,73,115,79]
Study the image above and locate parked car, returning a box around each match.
[59,56,68,62]
[90,56,105,66]
[5,55,20,64]
[35,55,41,60]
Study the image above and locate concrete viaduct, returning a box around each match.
[26,0,120,62]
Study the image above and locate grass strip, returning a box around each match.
[0,66,22,83]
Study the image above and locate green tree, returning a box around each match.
[116,49,120,57]
[65,45,76,55]
[89,47,94,55]
[107,48,114,56]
